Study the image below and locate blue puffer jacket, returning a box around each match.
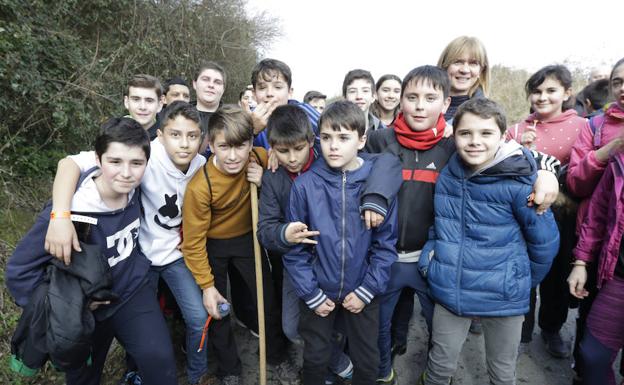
[284,156,398,309]
[419,142,559,317]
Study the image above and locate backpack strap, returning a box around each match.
[251,148,266,169]
[589,113,605,149]
[201,162,213,201]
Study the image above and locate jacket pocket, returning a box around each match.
[504,262,519,301]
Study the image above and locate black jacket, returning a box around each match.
[10,242,116,374]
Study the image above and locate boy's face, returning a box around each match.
[157,115,202,172]
[308,98,326,114]
[165,84,191,104]
[208,131,252,175]
[400,80,450,132]
[239,89,256,111]
[124,87,163,129]
[345,79,375,113]
[193,69,225,110]
[319,124,366,171]
[96,142,148,197]
[454,112,503,171]
[253,71,292,107]
[272,140,313,174]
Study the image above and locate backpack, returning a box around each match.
[588,113,606,149]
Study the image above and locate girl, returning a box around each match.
[370,74,401,126]
[507,65,586,358]
[566,57,624,385]
[437,36,490,122]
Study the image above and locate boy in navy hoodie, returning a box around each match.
[283,101,398,385]
[418,98,559,385]
[6,118,177,385]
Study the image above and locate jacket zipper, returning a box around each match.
[338,171,347,300]
[456,178,467,315]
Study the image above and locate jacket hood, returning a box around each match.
[448,140,536,184]
[151,138,204,181]
[309,154,372,186]
[525,108,578,124]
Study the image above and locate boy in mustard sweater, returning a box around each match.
[182,105,297,385]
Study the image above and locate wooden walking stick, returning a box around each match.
[250,182,267,385]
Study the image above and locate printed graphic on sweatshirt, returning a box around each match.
[154,193,182,230]
[106,218,140,267]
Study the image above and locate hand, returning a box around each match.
[284,222,319,244]
[530,170,559,214]
[521,130,537,148]
[45,217,81,266]
[251,100,279,135]
[202,286,229,319]
[247,159,263,187]
[567,264,589,299]
[88,300,111,311]
[314,298,335,317]
[343,292,365,313]
[267,148,279,173]
[362,210,385,229]
[595,136,624,163]
[443,123,453,138]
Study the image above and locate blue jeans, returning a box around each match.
[148,258,209,384]
[283,273,352,375]
[378,262,433,378]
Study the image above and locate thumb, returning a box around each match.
[532,190,546,205]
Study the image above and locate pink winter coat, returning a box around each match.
[507,109,586,165]
[573,153,624,287]
[567,103,624,232]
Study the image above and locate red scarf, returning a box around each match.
[393,112,446,150]
[287,147,315,181]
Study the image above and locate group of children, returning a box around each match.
[5,35,624,385]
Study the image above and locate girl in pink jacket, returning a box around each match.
[507,65,586,358]
[567,57,624,385]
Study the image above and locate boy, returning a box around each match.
[124,74,164,140]
[284,101,398,385]
[7,118,177,385]
[366,66,562,385]
[342,69,385,134]
[44,102,214,385]
[239,85,257,113]
[193,61,227,154]
[163,76,191,104]
[303,90,327,114]
[182,105,297,385]
[418,98,559,385]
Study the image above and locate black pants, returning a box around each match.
[391,287,415,347]
[206,234,287,376]
[65,282,177,385]
[522,206,576,341]
[299,299,380,385]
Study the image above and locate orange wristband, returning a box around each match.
[50,210,71,220]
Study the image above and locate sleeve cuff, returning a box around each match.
[279,223,293,247]
[305,289,327,309]
[354,285,374,304]
[360,193,388,217]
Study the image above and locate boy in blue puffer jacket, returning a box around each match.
[284,101,398,385]
[418,98,559,385]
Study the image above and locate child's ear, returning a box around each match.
[123,95,130,110]
[358,134,367,150]
[157,128,164,139]
[563,88,572,102]
[288,87,293,99]
[441,96,451,113]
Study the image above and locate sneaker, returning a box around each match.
[541,330,571,358]
[376,368,397,385]
[469,319,483,335]
[221,375,240,385]
[119,371,142,385]
[270,358,301,385]
[336,360,353,380]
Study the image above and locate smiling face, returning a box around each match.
[345,79,375,112]
[377,79,401,112]
[454,112,503,171]
[208,131,252,175]
[95,142,147,198]
[124,87,163,129]
[193,69,225,112]
[253,71,292,107]
[158,115,201,172]
[272,140,312,174]
[319,124,366,171]
[400,79,450,132]
[446,53,482,97]
[528,76,571,120]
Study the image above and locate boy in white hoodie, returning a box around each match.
[44,101,213,385]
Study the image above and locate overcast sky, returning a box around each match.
[245,0,622,100]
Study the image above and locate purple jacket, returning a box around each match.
[573,153,624,287]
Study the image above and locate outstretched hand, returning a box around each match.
[284,222,319,244]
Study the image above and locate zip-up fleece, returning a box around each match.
[283,156,398,309]
[419,142,559,317]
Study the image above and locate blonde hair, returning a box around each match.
[207,105,253,146]
[437,36,490,97]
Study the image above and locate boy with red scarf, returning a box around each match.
[366,65,561,384]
